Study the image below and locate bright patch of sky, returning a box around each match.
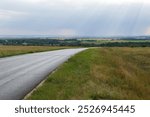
[0,0,150,36]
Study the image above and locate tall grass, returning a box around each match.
[27,47,150,100]
[0,46,71,57]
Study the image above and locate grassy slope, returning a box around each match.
[0,46,71,57]
[27,47,150,100]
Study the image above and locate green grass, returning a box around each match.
[0,46,72,57]
[27,47,150,100]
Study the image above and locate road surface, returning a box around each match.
[0,48,86,100]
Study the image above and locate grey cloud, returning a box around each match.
[0,0,150,36]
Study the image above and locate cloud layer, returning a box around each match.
[0,0,150,36]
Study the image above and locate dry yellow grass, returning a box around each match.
[0,46,71,57]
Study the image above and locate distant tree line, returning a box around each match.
[82,42,150,47]
[0,39,150,47]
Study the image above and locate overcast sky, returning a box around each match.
[0,0,150,36]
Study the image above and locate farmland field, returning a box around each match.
[0,46,71,57]
[27,47,150,100]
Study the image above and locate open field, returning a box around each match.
[80,39,150,47]
[27,47,150,100]
[0,46,72,57]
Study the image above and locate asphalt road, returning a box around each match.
[0,48,86,100]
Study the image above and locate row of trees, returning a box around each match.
[0,39,150,47]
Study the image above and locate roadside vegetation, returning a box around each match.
[27,47,150,100]
[0,46,72,57]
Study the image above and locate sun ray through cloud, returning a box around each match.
[0,0,150,36]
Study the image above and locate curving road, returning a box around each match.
[0,48,86,100]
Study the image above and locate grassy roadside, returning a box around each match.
[0,46,72,57]
[27,47,150,100]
